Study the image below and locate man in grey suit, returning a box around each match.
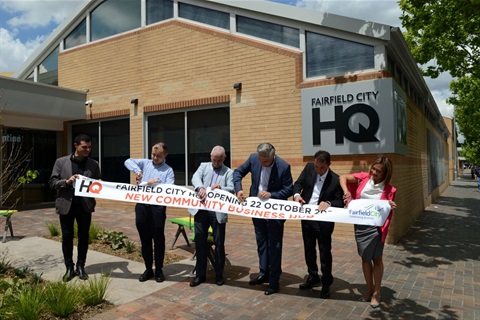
[189,145,234,287]
[49,134,101,282]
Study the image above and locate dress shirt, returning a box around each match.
[124,158,175,185]
[307,169,329,205]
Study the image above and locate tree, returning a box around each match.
[0,90,37,209]
[400,0,480,164]
[399,0,480,79]
[448,76,480,163]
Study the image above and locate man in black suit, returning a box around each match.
[234,143,293,295]
[293,150,343,299]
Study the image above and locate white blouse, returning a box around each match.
[360,177,385,200]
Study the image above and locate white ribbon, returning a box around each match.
[74,175,390,226]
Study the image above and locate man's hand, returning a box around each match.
[258,191,271,200]
[66,174,78,186]
[136,171,143,183]
[317,201,331,213]
[147,178,160,185]
[197,187,207,201]
[294,194,305,205]
[236,190,246,202]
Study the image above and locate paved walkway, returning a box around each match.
[1,173,478,319]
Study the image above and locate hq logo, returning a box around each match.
[78,179,103,194]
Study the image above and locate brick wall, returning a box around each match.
[59,20,450,244]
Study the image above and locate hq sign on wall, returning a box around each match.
[301,78,407,156]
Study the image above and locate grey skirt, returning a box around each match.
[354,224,384,262]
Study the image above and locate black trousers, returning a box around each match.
[59,205,92,268]
[135,203,166,270]
[301,220,335,287]
[194,210,226,278]
[252,218,285,286]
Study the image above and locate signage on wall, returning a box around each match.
[301,78,407,156]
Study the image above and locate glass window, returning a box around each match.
[237,15,299,48]
[306,31,374,78]
[148,107,230,185]
[38,47,58,86]
[179,2,229,30]
[147,0,173,25]
[91,0,141,42]
[65,19,87,49]
[72,119,130,183]
[1,128,58,205]
[26,71,34,81]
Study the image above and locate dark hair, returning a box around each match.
[153,142,167,152]
[74,134,91,145]
[314,150,331,165]
[257,143,275,157]
[370,155,393,184]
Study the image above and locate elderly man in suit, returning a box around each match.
[189,145,234,287]
[293,150,343,299]
[233,142,293,295]
[49,134,101,282]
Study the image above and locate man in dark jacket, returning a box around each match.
[49,134,101,282]
[293,150,343,299]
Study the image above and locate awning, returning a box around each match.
[0,76,86,131]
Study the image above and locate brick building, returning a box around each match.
[6,0,452,243]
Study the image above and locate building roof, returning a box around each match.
[0,76,86,131]
[9,0,448,137]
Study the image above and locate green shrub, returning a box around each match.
[98,231,128,250]
[125,240,136,254]
[45,222,60,237]
[28,273,43,286]
[78,274,110,306]
[44,281,79,317]
[14,266,30,279]
[0,251,11,274]
[11,288,45,320]
[89,222,104,244]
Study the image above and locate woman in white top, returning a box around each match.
[339,155,397,308]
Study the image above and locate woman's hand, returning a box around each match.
[389,200,397,209]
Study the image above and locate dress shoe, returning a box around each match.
[190,276,206,287]
[249,275,269,285]
[139,269,154,282]
[76,266,88,280]
[264,285,279,295]
[155,269,165,282]
[215,276,224,286]
[299,275,322,290]
[63,267,76,282]
[320,285,331,299]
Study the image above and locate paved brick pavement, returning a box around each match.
[1,173,478,319]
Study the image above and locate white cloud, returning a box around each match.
[1,0,454,119]
[1,0,81,28]
[294,0,402,27]
[0,27,44,72]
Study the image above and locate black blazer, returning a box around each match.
[293,163,343,208]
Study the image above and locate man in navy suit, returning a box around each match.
[233,143,293,295]
[293,150,343,299]
[189,146,234,287]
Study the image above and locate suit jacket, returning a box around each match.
[49,155,101,215]
[233,154,293,200]
[293,163,343,208]
[191,162,234,223]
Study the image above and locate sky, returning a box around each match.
[0,0,454,119]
